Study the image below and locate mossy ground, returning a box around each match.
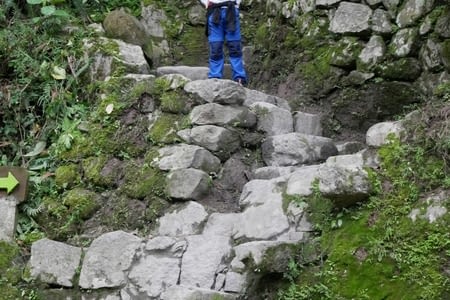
[278,130,450,300]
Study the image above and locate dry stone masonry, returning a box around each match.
[24,0,450,298]
[29,71,397,299]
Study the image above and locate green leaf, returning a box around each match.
[51,66,66,80]
[27,0,43,4]
[53,9,70,18]
[24,141,46,157]
[41,5,56,16]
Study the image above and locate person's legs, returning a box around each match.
[208,10,225,79]
[226,7,247,84]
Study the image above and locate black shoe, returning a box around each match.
[236,78,247,87]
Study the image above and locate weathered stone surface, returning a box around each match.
[145,236,176,251]
[253,166,298,180]
[158,73,191,90]
[336,141,366,155]
[419,14,434,35]
[330,37,362,68]
[230,241,283,271]
[126,254,180,298]
[0,196,16,242]
[154,144,221,173]
[141,5,167,38]
[318,154,372,206]
[377,57,422,81]
[166,168,210,201]
[203,213,241,237]
[389,28,419,58]
[157,201,208,236]
[371,8,393,34]
[299,0,316,13]
[30,239,82,287]
[117,40,150,72]
[342,71,375,86]
[416,71,450,97]
[316,0,341,6]
[224,272,247,293]
[262,133,338,166]
[188,4,205,25]
[103,10,147,46]
[79,231,141,289]
[357,35,386,71]
[330,2,372,34]
[180,235,231,288]
[293,111,322,136]
[235,196,290,240]
[184,79,246,105]
[244,89,291,111]
[420,39,444,72]
[157,66,208,81]
[190,103,257,128]
[286,165,321,196]
[409,191,449,223]
[396,0,435,28]
[239,179,284,208]
[160,285,237,300]
[382,0,400,17]
[183,125,241,154]
[250,102,293,136]
[366,121,404,146]
[435,9,450,38]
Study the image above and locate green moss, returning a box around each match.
[442,39,450,66]
[63,188,99,220]
[0,242,22,299]
[175,25,207,66]
[148,113,190,145]
[40,188,99,239]
[0,242,18,272]
[160,91,186,113]
[55,164,81,189]
[299,46,333,82]
[121,163,167,200]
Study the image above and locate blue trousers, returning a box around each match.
[207,7,248,83]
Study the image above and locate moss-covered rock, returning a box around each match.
[55,164,81,189]
[376,57,423,81]
[160,91,187,114]
[103,9,149,46]
[39,188,100,239]
[63,188,100,220]
[442,39,450,71]
[121,162,167,200]
[83,156,109,187]
[148,112,190,145]
[0,242,21,299]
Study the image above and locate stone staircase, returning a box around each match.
[27,64,405,300]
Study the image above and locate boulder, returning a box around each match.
[157,66,209,81]
[371,8,393,34]
[30,239,82,287]
[184,79,246,105]
[157,201,208,236]
[293,111,322,136]
[366,121,404,146]
[79,231,142,289]
[286,165,321,196]
[357,35,386,71]
[262,133,338,166]
[103,10,148,46]
[154,144,221,173]
[181,125,241,155]
[140,5,167,38]
[250,102,294,136]
[389,28,419,58]
[396,0,435,28]
[190,103,257,128]
[244,89,291,111]
[180,235,232,288]
[330,2,372,34]
[166,168,211,201]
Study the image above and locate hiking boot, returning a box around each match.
[236,78,247,87]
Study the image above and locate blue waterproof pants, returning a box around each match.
[207,7,248,83]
